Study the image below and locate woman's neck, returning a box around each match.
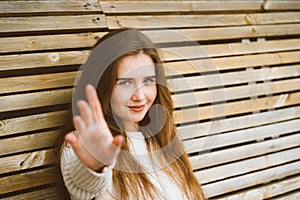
[123,121,139,132]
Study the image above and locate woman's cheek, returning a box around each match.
[149,85,157,101]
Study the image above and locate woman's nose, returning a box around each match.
[131,86,146,101]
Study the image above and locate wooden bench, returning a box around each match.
[0,1,300,199]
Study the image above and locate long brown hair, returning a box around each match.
[60,28,206,200]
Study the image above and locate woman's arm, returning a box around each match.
[60,143,114,200]
[60,85,123,199]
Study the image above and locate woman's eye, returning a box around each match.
[119,80,131,86]
[144,78,155,84]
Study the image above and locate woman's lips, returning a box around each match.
[128,105,145,112]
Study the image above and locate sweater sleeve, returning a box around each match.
[60,144,114,200]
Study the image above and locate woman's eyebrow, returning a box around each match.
[116,77,133,81]
[117,75,156,80]
[145,75,156,79]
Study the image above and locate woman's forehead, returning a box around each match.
[117,53,156,78]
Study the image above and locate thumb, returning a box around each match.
[109,135,124,155]
[112,135,124,148]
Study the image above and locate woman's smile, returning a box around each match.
[128,104,146,112]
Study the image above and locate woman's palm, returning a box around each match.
[65,85,124,172]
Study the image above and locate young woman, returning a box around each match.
[60,28,206,200]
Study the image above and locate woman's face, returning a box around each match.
[111,52,157,132]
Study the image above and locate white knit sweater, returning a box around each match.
[60,132,188,200]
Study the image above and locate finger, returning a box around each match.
[65,132,85,155]
[65,132,87,160]
[86,84,113,139]
[86,84,103,123]
[77,100,94,126]
[91,86,105,122]
[73,116,85,134]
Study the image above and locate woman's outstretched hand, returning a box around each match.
[65,84,124,172]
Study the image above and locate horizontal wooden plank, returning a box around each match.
[0,88,72,112]
[0,185,67,200]
[169,64,300,91]
[107,12,300,29]
[264,1,300,10]
[202,161,300,198]
[161,38,300,61]
[218,175,300,200]
[279,190,300,200]
[100,1,263,13]
[3,49,299,73]
[0,55,300,96]
[165,51,300,75]
[172,78,300,108]
[196,147,300,184]
[0,51,88,71]
[0,15,106,33]
[189,133,300,170]
[184,118,300,154]
[2,106,298,141]
[251,12,300,24]
[179,106,300,140]
[0,85,300,123]
[0,167,60,195]
[0,130,61,157]
[0,149,57,174]
[2,85,299,121]
[0,32,107,53]
[0,0,101,14]
[143,24,300,43]
[3,46,299,73]
[5,31,299,55]
[174,91,300,124]
[0,71,78,94]
[2,64,297,96]
[0,110,67,137]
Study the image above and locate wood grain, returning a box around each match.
[183,119,300,154]
[107,12,300,29]
[202,161,300,198]
[0,51,88,71]
[0,71,78,94]
[0,0,101,14]
[178,106,300,140]
[172,78,300,107]
[0,185,67,200]
[197,147,300,184]
[168,64,300,91]
[174,91,300,124]
[0,32,107,53]
[0,15,107,33]
[0,88,73,112]
[0,110,67,137]
[165,51,300,75]
[0,149,57,174]
[0,167,61,195]
[100,1,262,13]
[219,175,300,199]
[189,133,300,170]
[161,38,300,61]
[0,130,61,157]
[142,24,300,43]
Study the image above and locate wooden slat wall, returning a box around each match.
[0,1,105,199]
[101,1,300,199]
[0,0,299,199]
